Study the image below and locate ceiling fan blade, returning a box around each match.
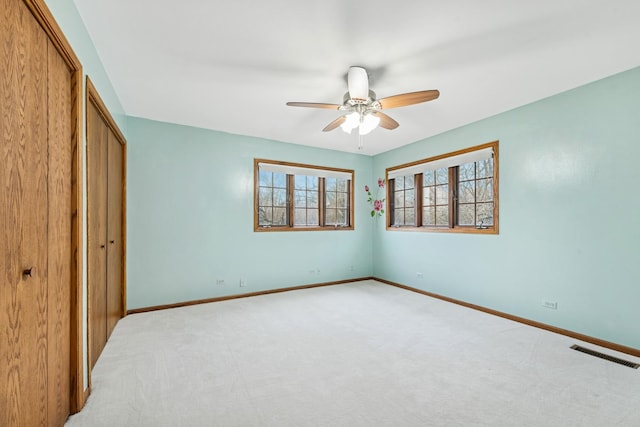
[286,102,341,109]
[371,111,399,130]
[378,90,440,109]
[348,66,369,100]
[322,115,347,132]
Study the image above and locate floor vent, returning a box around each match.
[570,345,639,369]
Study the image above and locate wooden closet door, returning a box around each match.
[86,78,126,371]
[1,0,51,424]
[46,36,73,425]
[0,0,71,426]
[3,0,81,421]
[106,130,124,337]
[87,102,109,370]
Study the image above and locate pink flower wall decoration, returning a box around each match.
[365,178,386,218]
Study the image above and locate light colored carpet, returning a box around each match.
[66,280,640,426]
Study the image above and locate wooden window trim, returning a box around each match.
[254,159,354,232]
[319,177,326,226]
[385,141,499,234]
[449,167,457,229]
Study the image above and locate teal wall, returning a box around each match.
[126,118,374,309]
[372,66,640,349]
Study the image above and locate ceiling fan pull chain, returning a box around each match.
[358,135,364,151]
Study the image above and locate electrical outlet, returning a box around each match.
[216,279,225,286]
[416,272,424,279]
[542,300,557,310]
[239,279,246,287]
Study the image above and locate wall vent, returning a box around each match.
[570,345,639,369]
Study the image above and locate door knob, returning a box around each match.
[109,240,115,244]
[100,244,106,249]
[23,267,33,278]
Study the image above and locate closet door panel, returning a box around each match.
[87,102,108,370]
[106,130,123,337]
[46,37,73,425]
[0,0,49,424]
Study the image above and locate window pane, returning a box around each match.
[308,209,319,225]
[259,170,272,187]
[274,189,286,207]
[294,190,306,207]
[477,159,493,178]
[337,193,347,208]
[436,206,449,226]
[405,175,415,189]
[405,189,415,208]
[458,181,475,204]
[477,203,494,226]
[294,209,306,225]
[436,184,448,205]
[259,207,272,225]
[423,207,435,226]
[477,178,493,202]
[307,176,318,190]
[326,178,337,192]
[308,191,318,208]
[294,175,306,190]
[423,187,435,206]
[274,172,286,188]
[337,209,347,224]
[423,170,435,186]
[259,187,272,206]
[436,168,448,184]
[394,192,404,208]
[337,179,347,192]
[394,209,404,226]
[326,192,336,208]
[326,209,336,225]
[459,162,475,181]
[272,208,286,225]
[405,208,415,225]
[458,204,475,226]
[395,176,405,189]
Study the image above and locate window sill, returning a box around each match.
[386,225,498,234]
[255,226,354,232]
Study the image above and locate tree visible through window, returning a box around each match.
[255,160,354,231]
[294,175,319,226]
[422,167,449,227]
[258,170,287,226]
[392,175,415,226]
[325,177,349,226]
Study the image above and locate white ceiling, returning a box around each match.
[74,0,640,156]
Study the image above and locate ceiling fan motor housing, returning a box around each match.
[343,90,377,106]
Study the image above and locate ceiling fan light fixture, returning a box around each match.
[358,113,380,136]
[340,111,360,134]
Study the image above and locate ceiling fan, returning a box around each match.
[286,66,440,136]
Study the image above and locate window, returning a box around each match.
[392,175,416,226]
[255,159,354,231]
[386,141,498,234]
